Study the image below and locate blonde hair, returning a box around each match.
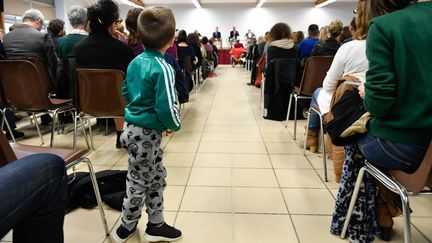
[319,26,329,41]
[353,0,370,40]
[329,19,343,37]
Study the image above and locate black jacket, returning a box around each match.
[74,31,134,73]
[311,37,341,57]
[3,24,60,87]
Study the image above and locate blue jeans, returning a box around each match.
[308,88,322,132]
[0,153,68,243]
[1,109,17,129]
[357,133,427,173]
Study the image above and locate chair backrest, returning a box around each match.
[0,59,54,110]
[298,56,334,96]
[0,132,17,168]
[75,69,126,117]
[390,142,432,192]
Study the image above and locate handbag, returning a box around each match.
[324,76,370,146]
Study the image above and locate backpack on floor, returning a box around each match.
[67,170,127,213]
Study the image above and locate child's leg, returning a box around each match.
[144,148,167,224]
[120,124,163,231]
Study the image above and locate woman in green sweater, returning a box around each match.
[356,0,432,238]
[58,5,88,58]
[358,0,432,172]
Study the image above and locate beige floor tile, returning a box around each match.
[234,188,288,214]
[164,186,185,211]
[270,154,313,169]
[180,187,232,212]
[170,132,202,142]
[198,142,267,154]
[410,196,432,217]
[232,154,272,168]
[283,189,335,215]
[235,214,299,243]
[291,215,346,243]
[193,153,232,167]
[165,167,191,186]
[373,217,430,243]
[164,141,199,153]
[174,212,233,243]
[266,142,302,154]
[316,169,340,189]
[163,153,195,167]
[201,132,262,142]
[188,168,231,186]
[307,153,334,170]
[64,208,119,243]
[204,125,259,133]
[275,169,326,188]
[86,150,126,166]
[233,168,278,187]
[412,217,432,242]
[0,231,12,241]
[259,125,288,134]
[261,132,293,143]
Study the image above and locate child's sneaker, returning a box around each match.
[144,222,182,242]
[112,224,137,243]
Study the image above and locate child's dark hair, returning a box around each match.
[201,36,209,45]
[138,7,176,50]
[47,19,65,36]
[177,30,187,43]
[87,0,119,33]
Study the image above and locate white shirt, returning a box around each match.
[317,40,368,114]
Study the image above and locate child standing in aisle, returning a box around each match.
[113,6,182,243]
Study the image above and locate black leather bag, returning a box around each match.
[324,89,367,146]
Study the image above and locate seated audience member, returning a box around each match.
[319,26,329,42]
[247,39,259,85]
[177,30,196,92]
[113,19,128,43]
[187,33,202,68]
[0,153,68,243]
[58,5,89,58]
[245,29,256,41]
[312,20,343,56]
[166,43,178,60]
[301,13,368,154]
[47,19,66,51]
[338,26,351,43]
[229,41,246,67]
[263,22,298,121]
[125,7,144,56]
[354,0,432,239]
[292,31,305,45]
[297,24,319,60]
[202,36,213,54]
[74,0,134,149]
[3,9,58,126]
[342,17,356,44]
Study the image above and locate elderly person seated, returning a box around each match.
[58,5,88,58]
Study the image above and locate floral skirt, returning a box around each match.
[330,145,381,243]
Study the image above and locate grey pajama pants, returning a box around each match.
[119,123,167,231]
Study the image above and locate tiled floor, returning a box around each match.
[2,66,432,243]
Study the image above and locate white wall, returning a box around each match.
[120,2,355,41]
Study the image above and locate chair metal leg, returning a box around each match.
[78,116,91,149]
[286,93,293,126]
[317,109,327,182]
[33,113,45,145]
[303,109,311,156]
[341,166,367,239]
[293,95,298,140]
[50,110,59,147]
[1,108,17,142]
[81,158,109,236]
[73,111,78,149]
[87,117,95,150]
[397,183,412,243]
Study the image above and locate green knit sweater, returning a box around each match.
[58,34,87,58]
[364,1,432,146]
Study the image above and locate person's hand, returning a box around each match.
[358,85,365,98]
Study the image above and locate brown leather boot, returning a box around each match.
[376,202,394,242]
[332,145,345,183]
[299,130,318,153]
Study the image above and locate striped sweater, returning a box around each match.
[122,49,181,132]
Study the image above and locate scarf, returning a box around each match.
[270,38,295,49]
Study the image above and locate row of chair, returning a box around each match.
[0,59,126,150]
